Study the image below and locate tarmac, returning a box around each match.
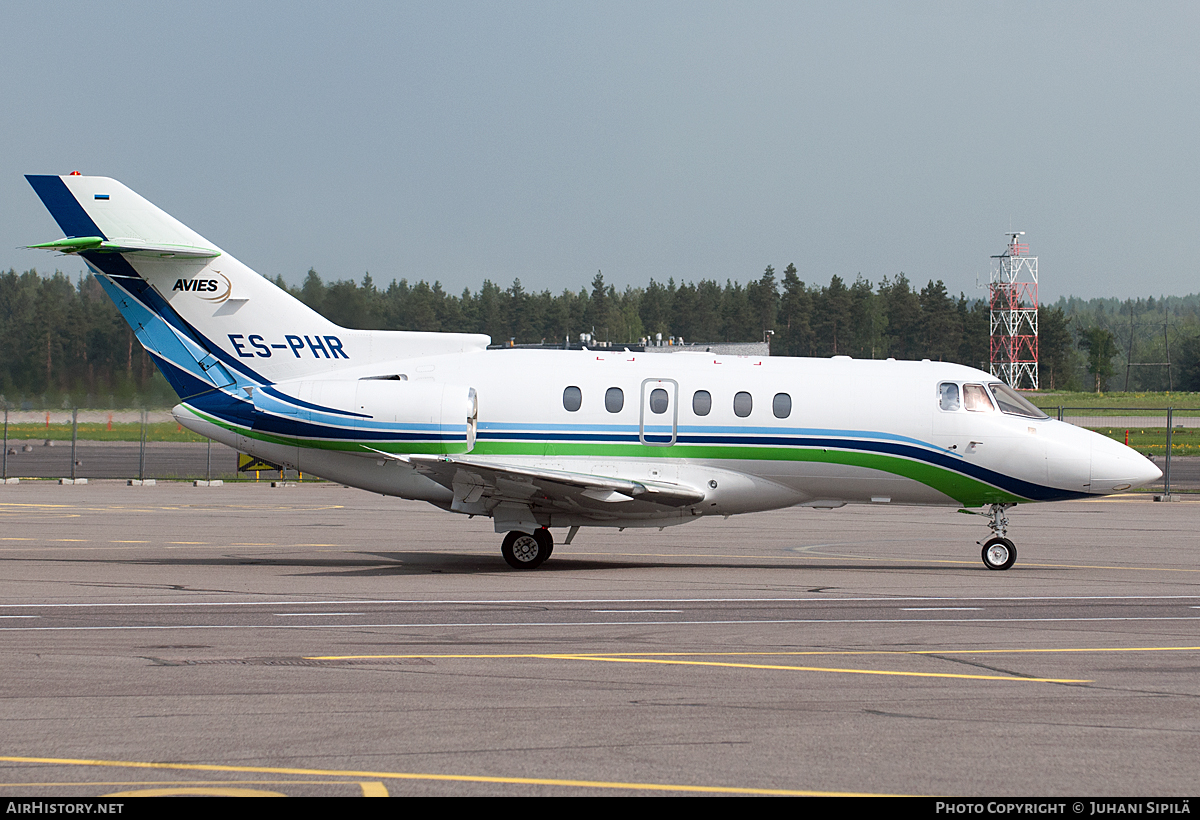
[0,481,1196,796]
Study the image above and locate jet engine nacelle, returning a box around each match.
[270,378,478,453]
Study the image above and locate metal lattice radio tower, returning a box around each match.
[989,232,1039,389]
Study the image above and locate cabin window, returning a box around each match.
[963,384,994,412]
[733,391,753,418]
[563,386,582,412]
[938,382,960,411]
[605,387,624,413]
[989,382,1049,419]
[693,390,711,416]
[772,393,791,419]
[649,388,669,414]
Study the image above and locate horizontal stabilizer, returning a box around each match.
[28,236,220,259]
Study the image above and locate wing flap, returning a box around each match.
[399,454,706,511]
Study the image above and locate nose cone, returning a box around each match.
[1090,432,1162,492]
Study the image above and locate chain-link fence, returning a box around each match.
[1,408,299,484]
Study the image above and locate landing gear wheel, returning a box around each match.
[533,527,553,560]
[982,537,1017,571]
[502,530,550,570]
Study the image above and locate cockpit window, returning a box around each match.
[938,382,960,411]
[963,384,994,412]
[989,383,1049,419]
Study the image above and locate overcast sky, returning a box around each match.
[4,2,1197,302]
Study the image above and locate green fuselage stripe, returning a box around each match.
[183,405,1024,507]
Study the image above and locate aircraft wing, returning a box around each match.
[370,451,706,516]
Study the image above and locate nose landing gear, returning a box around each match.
[961,503,1018,570]
[979,503,1016,570]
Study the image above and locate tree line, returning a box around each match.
[3,265,1200,408]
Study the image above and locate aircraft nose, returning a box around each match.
[1090,432,1162,492]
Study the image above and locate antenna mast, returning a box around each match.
[989,232,1039,389]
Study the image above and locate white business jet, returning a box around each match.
[26,174,1162,570]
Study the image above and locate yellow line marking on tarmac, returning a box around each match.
[0,545,143,552]
[311,645,1199,661]
[309,644,1200,681]
[0,782,379,787]
[305,651,1095,683]
[104,786,286,797]
[545,655,1089,682]
[0,756,888,796]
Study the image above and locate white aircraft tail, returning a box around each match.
[26,174,489,400]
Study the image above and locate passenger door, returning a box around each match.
[639,379,678,446]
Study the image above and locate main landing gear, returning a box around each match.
[501,528,553,569]
[979,503,1016,571]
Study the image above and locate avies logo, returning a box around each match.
[174,279,218,292]
[172,272,232,303]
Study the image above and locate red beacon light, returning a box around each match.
[69,171,81,175]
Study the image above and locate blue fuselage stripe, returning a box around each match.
[187,400,1082,502]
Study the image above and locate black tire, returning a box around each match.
[502,530,549,569]
[533,527,554,560]
[982,537,1017,571]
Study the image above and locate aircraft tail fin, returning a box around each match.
[25,174,490,398]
